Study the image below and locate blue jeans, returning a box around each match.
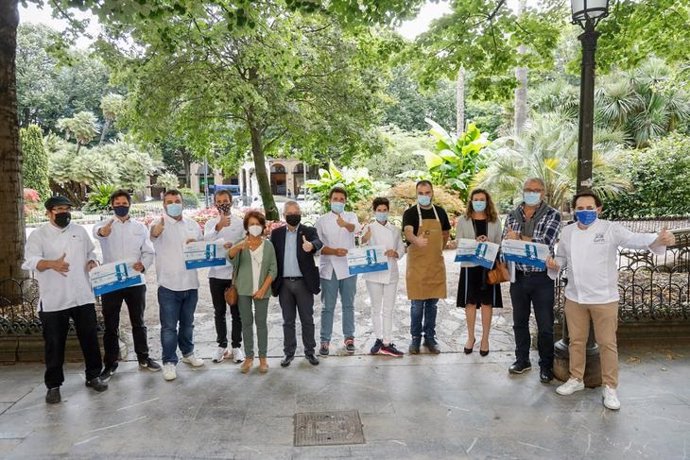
[320,272,357,343]
[510,271,555,369]
[410,299,439,345]
[158,286,198,365]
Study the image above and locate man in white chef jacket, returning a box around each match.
[547,191,675,410]
[22,195,108,404]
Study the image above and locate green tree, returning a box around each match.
[355,126,428,184]
[99,93,125,144]
[110,6,394,220]
[473,112,630,210]
[20,124,50,199]
[56,110,99,154]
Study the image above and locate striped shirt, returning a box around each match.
[503,204,561,272]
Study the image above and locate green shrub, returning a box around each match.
[85,184,117,212]
[179,187,200,208]
[603,134,690,218]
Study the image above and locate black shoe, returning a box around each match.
[305,354,319,366]
[99,362,119,382]
[138,357,162,372]
[464,339,475,355]
[370,338,383,355]
[479,349,490,357]
[85,377,108,392]
[540,368,554,383]
[424,342,441,354]
[45,387,61,404]
[344,337,355,354]
[280,355,295,367]
[409,339,421,355]
[508,361,532,374]
[319,342,329,356]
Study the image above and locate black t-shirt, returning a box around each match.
[402,204,452,239]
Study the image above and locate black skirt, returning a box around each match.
[456,265,503,308]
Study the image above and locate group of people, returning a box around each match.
[24,178,674,411]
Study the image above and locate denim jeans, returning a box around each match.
[158,286,198,365]
[320,272,357,343]
[410,299,439,345]
[510,271,555,369]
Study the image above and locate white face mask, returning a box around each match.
[248,225,263,237]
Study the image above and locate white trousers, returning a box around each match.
[366,280,398,344]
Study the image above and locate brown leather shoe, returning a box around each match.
[241,357,254,374]
[259,357,269,374]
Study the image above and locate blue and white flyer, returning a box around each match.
[347,246,389,275]
[90,260,143,296]
[184,240,228,269]
[501,239,550,269]
[454,238,500,269]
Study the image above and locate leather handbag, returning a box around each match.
[224,250,241,305]
[487,259,510,285]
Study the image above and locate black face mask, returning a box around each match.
[54,212,71,228]
[285,214,301,227]
[113,206,129,217]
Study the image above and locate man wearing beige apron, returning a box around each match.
[403,181,451,354]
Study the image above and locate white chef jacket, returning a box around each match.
[315,211,361,280]
[361,220,406,284]
[203,215,245,280]
[555,219,664,304]
[22,222,97,312]
[93,217,155,286]
[150,214,203,291]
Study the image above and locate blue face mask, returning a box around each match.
[575,209,598,226]
[472,200,487,212]
[330,202,345,214]
[166,203,183,218]
[523,192,542,206]
[375,212,388,222]
[417,195,432,207]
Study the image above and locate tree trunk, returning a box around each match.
[99,119,111,145]
[182,151,191,188]
[0,0,25,301]
[514,0,528,135]
[247,113,279,221]
[456,67,465,136]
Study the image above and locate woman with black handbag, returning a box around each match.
[456,189,503,356]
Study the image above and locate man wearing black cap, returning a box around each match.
[22,196,108,404]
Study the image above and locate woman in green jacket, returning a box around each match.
[228,210,277,374]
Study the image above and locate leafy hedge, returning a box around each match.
[603,134,690,218]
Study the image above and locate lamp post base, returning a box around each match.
[554,339,602,388]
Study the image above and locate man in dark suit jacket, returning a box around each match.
[271,201,323,367]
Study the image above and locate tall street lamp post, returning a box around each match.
[553,0,610,387]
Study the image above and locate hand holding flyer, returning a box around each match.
[454,238,500,269]
[501,239,550,269]
[90,260,143,296]
[184,240,228,269]
[347,246,389,275]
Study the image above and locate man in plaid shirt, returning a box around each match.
[503,178,561,383]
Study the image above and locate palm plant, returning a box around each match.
[56,111,100,154]
[473,111,630,210]
[596,58,690,148]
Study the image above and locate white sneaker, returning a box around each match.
[556,377,585,396]
[212,347,228,363]
[162,363,176,381]
[182,353,204,367]
[602,385,621,410]
[232,347,245,363]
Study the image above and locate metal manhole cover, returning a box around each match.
[294,410,365,447]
